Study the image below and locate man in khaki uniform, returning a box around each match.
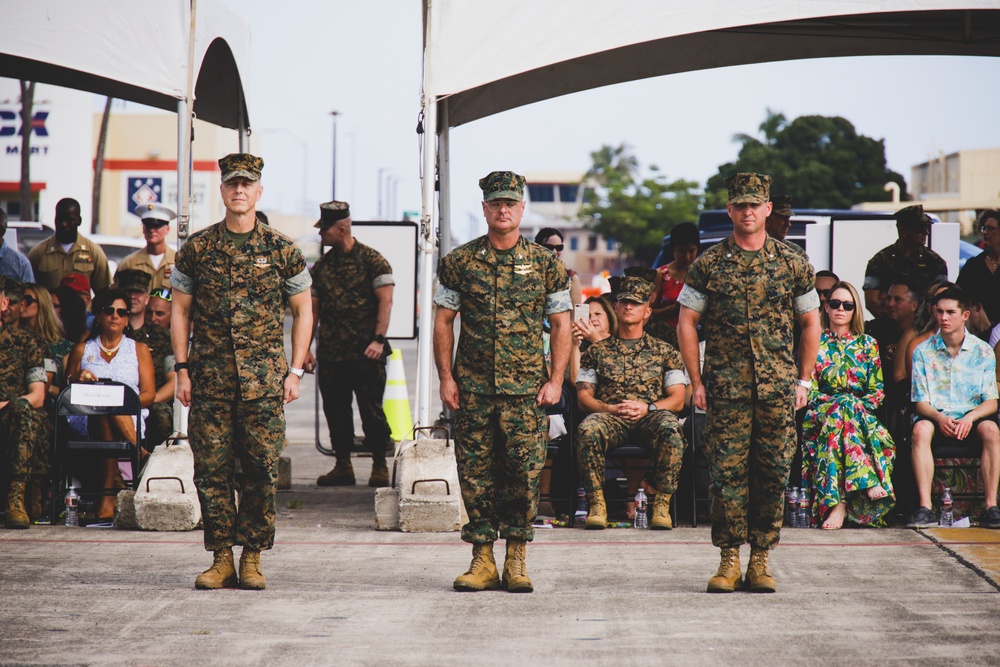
[28,198,110,292]
[677,173,820,594]
[115,203,177,291]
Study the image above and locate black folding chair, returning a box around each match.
[51,381,143,524]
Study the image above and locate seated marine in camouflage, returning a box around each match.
[576,272,689,530]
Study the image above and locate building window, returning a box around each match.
[559,185,579,203]
[527,184,555,202]
[606,237,616,251]
[569,236,578,251]
[587,235,597,251]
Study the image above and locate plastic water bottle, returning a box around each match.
[939,487,954,527]
[798,488,811,528]
[786,487,800,527]
[64,487,79,527]
[575,487,587,521]
[634,488,648,529]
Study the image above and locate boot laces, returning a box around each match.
[750,550,770,575]
[467,546,491,574]
[507,544,526,576]
[718,548,739,574]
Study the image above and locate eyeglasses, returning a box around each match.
[149,288,172,302]
[22,295,37,307]
[99,307,130,317]
[982,225,999,235]
[541,243,564,252]
[828,299,856,311]
[485,199,519,212]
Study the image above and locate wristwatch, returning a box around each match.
[174,362,189,372]
[796,379,811,389]
[647,403,658,412]
[288,367,305,378]
[373,334,387,345]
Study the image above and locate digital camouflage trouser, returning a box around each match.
[0,398,42,482]
[705,397,795,550]
[189,395,285,551]
[143,401,173,452]
[318,359,392,463]
[576,411,686,495]
[454,391,547,545]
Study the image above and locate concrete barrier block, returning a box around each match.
[399,495,462,532]
[133,438,202,532]
[114,490,137,529]
[277,455,291,490]
[394,438,463,533]
[374,487,400,530]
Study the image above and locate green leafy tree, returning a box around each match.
[705,112,908,210]
[580,144,701,265]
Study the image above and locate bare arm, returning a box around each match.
[795,308,822,410]
[434,306,459,411]
[303,295,320,373]
[363,284,394,360]
[153,372,176,404]
[135,342,157,409]
[576,382,617,415]
[677,305,704,410]
[539,310,571,406]
[171,291,193,407]
[893,329,917,385]
[283,289,313,404]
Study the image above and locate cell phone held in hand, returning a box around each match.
[574,303,590,323]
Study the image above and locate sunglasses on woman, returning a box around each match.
[541,243,564,252]
[99,306,130,317]
[22,295,37,307]
[149,288,172,302]
[828,299,856,311]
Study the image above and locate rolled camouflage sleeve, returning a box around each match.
[373,274,394,290]
[664,369,688,387]
[172,243,197,295]
[27,366,47,385]
[577,347,598,386]
[434,283,461,310]
[170,267,195,295]
[544,256,571,314]
[285,268,312,296]
[677,260,708,314]
[792,256,819,314]
[434,255,461,310]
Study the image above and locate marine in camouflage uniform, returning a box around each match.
[172,153,312,590]
[863,204,948,318]
[0,276,48,528]
[434,171,571,593]
[767,195,808,259]
[576,274,688,530]
[310,201,395,488]
[677,172,820,593]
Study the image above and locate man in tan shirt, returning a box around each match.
[115,203,177,291]
[28,198,110,292]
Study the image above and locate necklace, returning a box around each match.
[99,337,122,356]
[985,251,999,272]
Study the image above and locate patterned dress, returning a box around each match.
[801,330,895,526]
[69,336,147,438]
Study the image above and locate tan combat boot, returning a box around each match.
[368,460,390,488]
[650,492,673,530]
[502,539,533,593]
[453,543,501,592]
[5,481,29,529]
[745,548,777,593]
[316,460,355,486]
[239,549,266,590]
[706,547,742,593]
[584,490,608,530]
[194,547,237,589]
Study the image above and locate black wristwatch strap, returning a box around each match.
[174,362,189,372]
[374,334,387,345]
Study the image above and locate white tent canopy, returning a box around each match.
[3,0,252,129]
[415,0,1000,427]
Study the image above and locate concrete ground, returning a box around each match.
[4,339,1000,666]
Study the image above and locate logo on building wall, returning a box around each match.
[128,177,162,211]
[0,110,49,137]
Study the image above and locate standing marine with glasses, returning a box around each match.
[434,171,571,593]
[677,172,820,593]
[171,154,313,590]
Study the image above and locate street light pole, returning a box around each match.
[330,110,340,199]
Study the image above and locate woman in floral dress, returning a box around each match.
[802,281,895,528]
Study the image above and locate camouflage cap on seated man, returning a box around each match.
[3,278,24,304]
[726,172,772,205]
[895,204,932,230]
[479,171,526,202]
[616,275,654,304]
[770,194,793,218]
[314,201,351,228]
[219,153,264,182]
[116,268,152,293]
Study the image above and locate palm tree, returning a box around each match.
[18,80,35,221]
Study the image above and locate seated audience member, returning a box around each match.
[52,285,89,345]
[902,280,954,382]
[891,278,930,386]
[20,284,73,396]
[865,274,917,373]
[0,209,34,282]
[801,281,895,529]
[0,277,47,529]
[535,228,582,306]
[906,286,1000,529]
[956,210,1000,325]
[569,295,618,385]
[575,274,687,530]
[814,270,839,310]
[65,288,156,521]
[966,293,993,341]
[146,287,172,330]
[60,272,94,329]
[649,222,699,346]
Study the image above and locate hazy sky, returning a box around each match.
[225,0,1000,242]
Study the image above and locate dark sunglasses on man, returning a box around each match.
[828,299,856,312]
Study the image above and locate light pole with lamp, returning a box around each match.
[330,110,340,199]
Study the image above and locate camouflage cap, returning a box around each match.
[219,153,264,182]
[3,278,24,304]
[616,275,654,304]
[725,172,772,205]
[770,194,793,218]
[133,202,176,226]
[116,268,152,293]
[607,275,623,301]
[0,275,6,295]
[479,171,526,202]
[895,204,932,229]
[314,200,351,228]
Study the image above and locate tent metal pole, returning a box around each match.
[439,99,451,257]
[415,96,437,433]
